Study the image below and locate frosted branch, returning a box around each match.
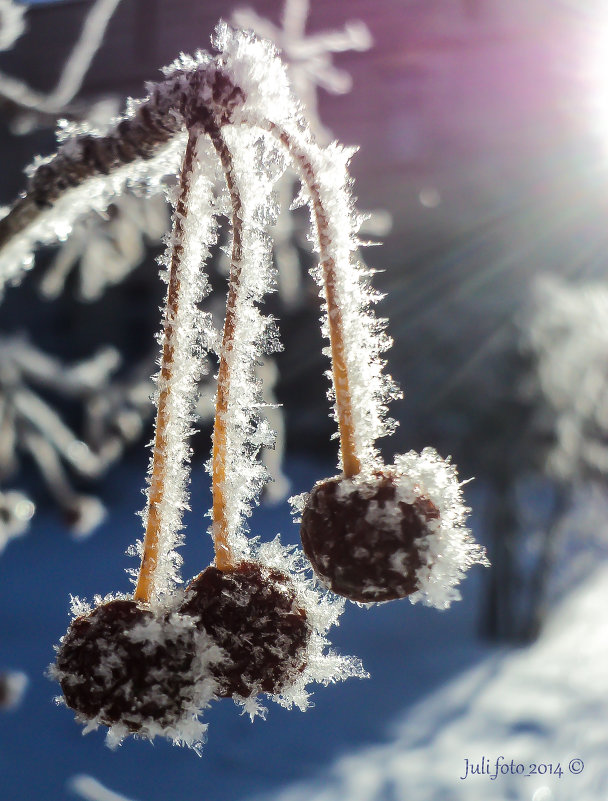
[0,60,244,289]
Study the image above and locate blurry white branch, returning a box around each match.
[0,0,25,53]
[0,0,122,132]
[232,0,371,141]
[70,776,138,801]
[521,275,608,482]
[0,337,125,535]
[0,669,28,709]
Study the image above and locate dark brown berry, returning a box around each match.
[300,471,440,603]
[180,562,310,698]
[55,599,196,731]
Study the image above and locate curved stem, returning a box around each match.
[265,123,360,477]
[206,124,243,572]
[134,130,198,604]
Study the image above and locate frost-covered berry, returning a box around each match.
[54,599,198,732]
[298,449,488,609]
[180,561,311,698]
[300,470,438,602]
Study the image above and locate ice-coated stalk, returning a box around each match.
[207,124,243,572]
[134,130,198,603]
[267,123,361,477]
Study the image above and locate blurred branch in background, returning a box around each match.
[0,0,376,546]
[0,0,121,133]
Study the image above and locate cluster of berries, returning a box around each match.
[55,561,310,735]
[44,27,486,748]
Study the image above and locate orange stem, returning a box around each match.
[134,130,198,603]
[208,126,243,571]
[270,125,360,477]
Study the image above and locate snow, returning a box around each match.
[251,562,608,801]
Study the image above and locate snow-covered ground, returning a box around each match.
[252,564,608,801]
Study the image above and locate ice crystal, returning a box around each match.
[206,124,286,560]
[390,448,487,609]
[298,139,401,468]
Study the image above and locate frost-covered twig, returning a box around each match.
[522,275,608,481]
[0,490,33,553]
[40,191,168,301]
[0,670,27,709]
[0,59,244,288]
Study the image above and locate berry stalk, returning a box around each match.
[206,124,243,572]
[265,123,361,477]
[134,130,199,603]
